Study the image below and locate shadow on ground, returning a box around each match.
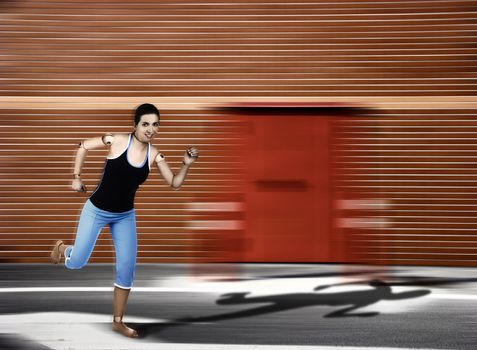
[134,279,431,339]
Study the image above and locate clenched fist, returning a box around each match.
[71,178,87,193]
[183,147,199,165]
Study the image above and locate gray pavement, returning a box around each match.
[0,263,476,350]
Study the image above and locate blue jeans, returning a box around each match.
[64,199,137,289]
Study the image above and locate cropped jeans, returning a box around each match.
[64,199,137,289]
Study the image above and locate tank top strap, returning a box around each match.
[126,133,132,149]
[147,142,152,168]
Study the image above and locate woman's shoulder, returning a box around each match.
[107,133,127,147]
[149,145,165,162]
[105,133,129,156]
[112,133,129,142]
[150,144,160,156]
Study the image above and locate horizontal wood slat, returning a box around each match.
[1,0,476,266]
[1,0,476,98]
[333,108,477,267]
[0,108,245,263]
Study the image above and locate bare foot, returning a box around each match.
[112,317,138,338]
[50,240,64,264]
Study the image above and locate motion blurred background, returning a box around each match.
[1,0,476,267]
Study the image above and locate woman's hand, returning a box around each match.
[71,178,87,193]
[183,147,199,165]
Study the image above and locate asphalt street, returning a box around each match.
[0,264,475,350]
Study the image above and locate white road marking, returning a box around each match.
[0,286,475,301]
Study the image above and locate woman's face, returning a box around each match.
[135,113,160,142]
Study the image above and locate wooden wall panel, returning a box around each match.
[0,0,475,98]
[0,108,245,263]
[332,109,477,267]
[0,0,476,265]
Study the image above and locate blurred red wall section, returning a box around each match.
[217,104,360,262]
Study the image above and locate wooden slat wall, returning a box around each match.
[0,108,245,263]
[333,109,477,267]
[0,0,476,264]
[0,0,475,98]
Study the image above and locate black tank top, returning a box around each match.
[90,134,150,212]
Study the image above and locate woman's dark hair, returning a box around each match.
[134,103,160,125]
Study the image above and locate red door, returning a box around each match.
[242,115,332,262]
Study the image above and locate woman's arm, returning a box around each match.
[71,134,114,192]
[155,147,199,190]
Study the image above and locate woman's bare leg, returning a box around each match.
[112,286,138,338]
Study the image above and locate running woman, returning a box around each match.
[49,103,199,338]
